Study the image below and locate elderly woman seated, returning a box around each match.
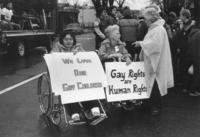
[98,24,132,64]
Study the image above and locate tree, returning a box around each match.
[72,0,80,8]
[109,0,115,6]
[91,0,126,16]
[115,0,126,8]
[91,0,112,16]
[164,0,184,14]
[91,0,108,10]
[150,0,185,14]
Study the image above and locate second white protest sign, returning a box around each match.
[105,62,150,102]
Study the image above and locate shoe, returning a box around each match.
[130,100,137,103]
[151,107,161,116]
[113,102,122,107]
[195,92,200,96]
[189,91,200,96]
[84,110,93,120]
[91,107,100,117]
[71,113,80,121]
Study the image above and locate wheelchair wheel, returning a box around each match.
[50,110,62,126]
[100,100,111,114]
[37,73,53,115]
[49,95,67,129]
[49,96,65,126]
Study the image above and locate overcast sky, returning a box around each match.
[58,0,150,10]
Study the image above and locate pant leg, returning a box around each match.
[149,81,162,108]
[179,57,192,89]
[190,63,200,91]
[81,101,99,111]
[65,103,81,115]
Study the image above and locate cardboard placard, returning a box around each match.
[105,62,149,102]
[44,52,107,104]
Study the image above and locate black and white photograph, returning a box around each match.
[0,0,200,137]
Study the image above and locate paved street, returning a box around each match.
[0,50,200,137]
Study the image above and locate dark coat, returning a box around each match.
[187,27,200,90]
[187,27,200,63]
[118,18,138,43]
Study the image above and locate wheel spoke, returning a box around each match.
[38,74,52,115]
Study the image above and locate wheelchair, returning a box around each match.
[37,71,108,129]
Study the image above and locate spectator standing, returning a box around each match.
[167,11,179,82]
[116,8,124,20]
[1,1,13,22]
[178,9,200,96]
[168,11,178,35]
[134,7,174,115]
[1,1,20,30]
[98,8,115,34]
[108,6,118,24]
[94,7,106,50]
[0,3,2,21]
[175,9,195,93]
[118,7,139,59]
[137,15,148,41]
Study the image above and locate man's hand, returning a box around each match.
[126,57,132,66]
[188,65,193,75]
[132,41,141,48]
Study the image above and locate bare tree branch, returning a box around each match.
[114,0,126,8]
[115,0,120,5]
[109,0,115,6]
[103,0,109,8]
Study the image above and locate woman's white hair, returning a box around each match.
[143,7,161,23]
[104,25,120,37]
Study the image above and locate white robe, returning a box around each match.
[139,19,174,96]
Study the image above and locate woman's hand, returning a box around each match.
[126,57,132,66]
[73,51,79,55]
[108,53,122,59]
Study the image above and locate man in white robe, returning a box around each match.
[134,7,174,115]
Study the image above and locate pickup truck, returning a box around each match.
[0,15,54,57]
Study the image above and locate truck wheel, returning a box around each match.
[16,42,26,57]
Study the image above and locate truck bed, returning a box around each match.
[2,30,55,37]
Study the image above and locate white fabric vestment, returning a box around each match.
[139,19,174,96]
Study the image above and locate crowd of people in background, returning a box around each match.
[94,4,200,98]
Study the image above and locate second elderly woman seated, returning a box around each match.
[98,24,132,64]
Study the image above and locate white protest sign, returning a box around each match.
[105,62,150,102]
[44,52,107,104]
